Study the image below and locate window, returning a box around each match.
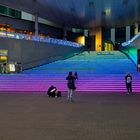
[0,5,21,19]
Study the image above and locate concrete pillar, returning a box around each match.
[89,27,102,51]
[84,29,89,37]
[63,26,67,40]
[35,14,38,36]
[111,28,115,43]
[126,26,130,41]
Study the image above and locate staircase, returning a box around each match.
[0,51,140,93]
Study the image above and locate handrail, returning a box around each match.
[121,32,140,47]
[0,31,83,48]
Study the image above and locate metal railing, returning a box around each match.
[0,31,83,48]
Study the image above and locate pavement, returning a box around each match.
[0,91,139,140]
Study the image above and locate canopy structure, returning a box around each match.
[0,0,140,28]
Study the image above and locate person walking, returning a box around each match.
[66,72,76,102]
[125,72,132,94]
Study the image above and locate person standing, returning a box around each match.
[66,72,76,102]
[125,72,132,94]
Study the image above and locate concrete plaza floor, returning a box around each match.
[0,92,139,140]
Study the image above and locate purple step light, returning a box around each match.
[0,74,139,93]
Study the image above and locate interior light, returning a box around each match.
[105,8,111,16]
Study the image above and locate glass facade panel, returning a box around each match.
[0,5,21,19]
[0,5,7,15]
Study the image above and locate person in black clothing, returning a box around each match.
[47,85,57,97]
[47,85,61,97]
[125,72,132,94]
[66,72,76,102]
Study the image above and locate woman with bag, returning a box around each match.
[66,72,76,102]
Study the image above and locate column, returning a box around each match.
[35,14,38,36]
[111,28,115,44]
[126,26,130,41]
[89,27,102,51]
[63,26,67,40]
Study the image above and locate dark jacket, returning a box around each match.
[66,75,76,89]
[47,86,57,97]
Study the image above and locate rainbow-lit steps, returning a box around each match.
[0,51,139,93]
[0,74,140,92]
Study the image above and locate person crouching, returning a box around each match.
[47,85,61,98]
